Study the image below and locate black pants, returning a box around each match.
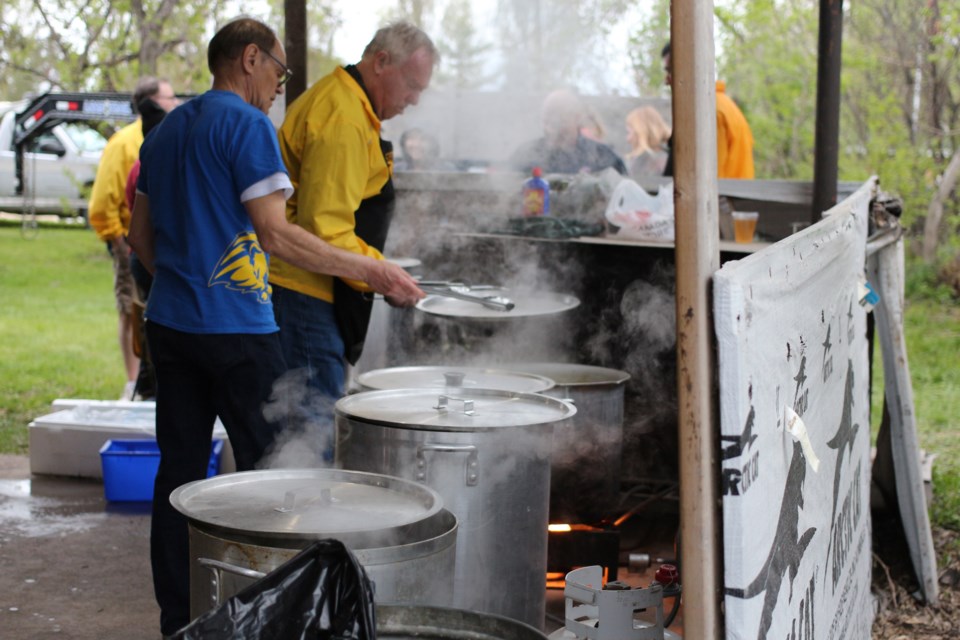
[130,254,155,398]
[146,322,287,636]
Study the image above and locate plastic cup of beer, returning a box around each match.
[732,211,759,243]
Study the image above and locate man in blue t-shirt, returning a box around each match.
[127,17,423,636]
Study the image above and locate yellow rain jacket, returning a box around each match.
[88,120,143,241]
[269,67,390,303]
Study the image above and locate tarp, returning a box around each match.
[714,179,875,639]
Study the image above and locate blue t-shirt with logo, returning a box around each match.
[138,90,290,334]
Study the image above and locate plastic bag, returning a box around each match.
[604,179,675,241]
[173,539,376,640]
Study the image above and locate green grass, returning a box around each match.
[0,224,125,453]
[896,301,960,530]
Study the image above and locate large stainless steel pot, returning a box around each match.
[335,388,576,629]
[377,604,549,639]
[169,468,457,620]
[508,363,630,523]
[357,365,555,394]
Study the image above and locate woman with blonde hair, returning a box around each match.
[625,106,671,178]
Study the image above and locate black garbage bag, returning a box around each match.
[173,539,376,640]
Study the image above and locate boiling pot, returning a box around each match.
[356,365,555,394]
[507,363,630,523]
[377,604,549,639]
[335,388,576,629]
[169,468,457,620]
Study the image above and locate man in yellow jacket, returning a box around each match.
[270,22,435,416]
[88,77,178,400]
[661,41,755,179]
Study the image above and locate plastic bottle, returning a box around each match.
[521,167,550,217]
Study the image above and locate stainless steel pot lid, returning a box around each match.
[416,288,579,319]
[169,468,447,545]
[505,362,631,386]
[357,366,555,394]
[336,388,575,431]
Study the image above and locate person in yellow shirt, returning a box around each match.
[270,22,436,411]
[660,41,755,179]
[88,77,178,400]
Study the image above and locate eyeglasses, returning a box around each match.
[262,48,293,87]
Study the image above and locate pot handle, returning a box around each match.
[433,395,475,416]
[417,443,479,486]
[197,557,267,607]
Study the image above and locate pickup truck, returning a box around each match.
[0,96,120,215]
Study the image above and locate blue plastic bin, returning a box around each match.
[99,439,223,502]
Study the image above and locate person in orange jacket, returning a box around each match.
[660,41,755,179]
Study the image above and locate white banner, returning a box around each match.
[714,180,876,640]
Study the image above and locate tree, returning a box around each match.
[433,0,494,91]
[625,0,670,98]
[494,0,632,94]
[0,0,228,97]
[388,0,436,29]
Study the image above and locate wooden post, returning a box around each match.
[811,0,844,222]
[284,0,307,107]
[671,0,723,637]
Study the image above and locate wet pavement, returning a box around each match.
[0,452,682,638]
[0,454,159,639]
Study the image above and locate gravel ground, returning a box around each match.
[871,516,960,639]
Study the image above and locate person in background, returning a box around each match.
[124,97,175,400]
[269,22,437,410]
[660,40,755,179]
[127,17,423,636]
[88,76,178,401]
[394,127,456,171]
[625,106,671,178]
[508,88,627,175]
[579,107,607,142]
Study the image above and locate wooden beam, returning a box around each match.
[812,0,844,221]
[671,0,723,636]
[284,0,307,107]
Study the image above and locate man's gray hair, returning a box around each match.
[362,21,439,66]
[132,76,168,114]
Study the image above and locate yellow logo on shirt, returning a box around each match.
[208,232,271,303]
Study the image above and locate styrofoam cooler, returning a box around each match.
[29,400,235,478]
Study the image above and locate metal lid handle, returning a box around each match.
[433,394,475,416]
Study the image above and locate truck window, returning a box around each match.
[63,122,108,153]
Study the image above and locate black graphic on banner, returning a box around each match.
[721,406,759,496]
[725,441,817,640]
[846,298,855,343]
[824,359,860,591]
[821,324,834,382]
[793,354,809,417]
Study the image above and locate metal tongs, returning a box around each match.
[417,280,516,312]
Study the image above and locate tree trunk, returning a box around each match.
[922,151,960,263]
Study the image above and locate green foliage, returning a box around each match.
[495,0,634,93]
[900,300,960,529]
[0,0,282,97]
[718,1,820,180]
[904,256,958,303]
[433,0,495,91]
[932,466,960,531]
[0,226,123,454]
[625,0,670,97]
